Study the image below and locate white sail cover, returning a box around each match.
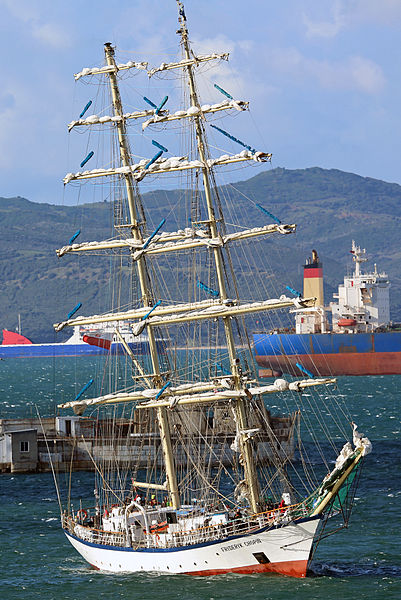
[147,53,229,77]
[68,109,163,131]
[75,60,148,80]
[58,377,336,412]
[142,100,248,129]
[54,295,315,332]
[63,150,272,184]
[56,223,296,257]
[68,100,247,132]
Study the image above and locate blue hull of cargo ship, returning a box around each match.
[253,331,401,376]
[0,341,152,359]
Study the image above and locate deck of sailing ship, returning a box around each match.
[51,1,371,578]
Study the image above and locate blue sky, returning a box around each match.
[1,0,401,205]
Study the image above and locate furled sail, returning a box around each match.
[54,295,315,332]
[63,150,271,185]
[59,377,337,413]
[56,223,295,257]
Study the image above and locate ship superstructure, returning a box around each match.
[330,241,390,333]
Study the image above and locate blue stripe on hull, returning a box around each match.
[253,331,401,357]
[0,341,156,359]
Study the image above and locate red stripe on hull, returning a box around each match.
[257,351,401,376]
[185,559,308,578]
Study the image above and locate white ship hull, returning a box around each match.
[64,517,320,578]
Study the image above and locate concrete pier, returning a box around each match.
[0,409,297,474]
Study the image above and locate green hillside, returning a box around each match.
[1,167,400,342]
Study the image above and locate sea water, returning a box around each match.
[0,358,400,600]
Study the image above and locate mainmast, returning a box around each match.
[177,2,261,512]
[104,43,180,510]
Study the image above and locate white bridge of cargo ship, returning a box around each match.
[64,515,320,577]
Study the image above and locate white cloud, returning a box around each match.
[303,2,346,39]
[270,48,385,94]
[32,23,70,48]
[193,34,237,56]
[0,0,38,22]
[0,73,70,174]
[351,0,401,24]
[190,35,258,100]
[302,0,401,39]
[347,56,385,94]
[0,0,70,48]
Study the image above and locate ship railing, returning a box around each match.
[62,502,311,550]
[62,514,127,547]
[81,528,127,547]
[142,506,307,549]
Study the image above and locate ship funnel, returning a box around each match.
[304,249,324,307]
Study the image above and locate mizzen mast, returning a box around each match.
[177,1,261,512]
[104,42,180,510]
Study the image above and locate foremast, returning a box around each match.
[177,2,261,512]
[104,43,180,510]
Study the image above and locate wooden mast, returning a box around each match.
[176,3,261,512]
[104,42,180,510]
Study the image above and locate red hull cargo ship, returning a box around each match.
[253,242,401,376]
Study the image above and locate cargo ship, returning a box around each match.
[0,322,160,358]
[253,241,401,376]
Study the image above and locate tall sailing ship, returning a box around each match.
[53,2,371,578]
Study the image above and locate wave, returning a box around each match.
[310,562,401,578]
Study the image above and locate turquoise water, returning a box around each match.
[0,359,400,599]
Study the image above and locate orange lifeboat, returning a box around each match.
[338,318,357,327]
[83,334,112,350]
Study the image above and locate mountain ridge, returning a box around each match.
[1,167,400,342]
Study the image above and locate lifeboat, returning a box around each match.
[82,334,112,350]
[337,318,357,327]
